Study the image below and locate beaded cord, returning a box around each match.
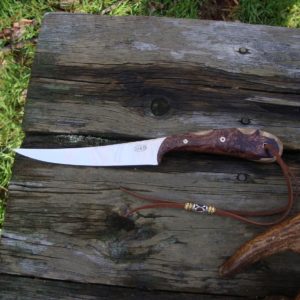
[121,144,297,226]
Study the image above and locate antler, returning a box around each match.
[219,213,300,299]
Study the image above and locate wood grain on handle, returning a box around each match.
[157,128,283,163]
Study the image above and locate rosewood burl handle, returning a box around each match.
[157,128,283,163]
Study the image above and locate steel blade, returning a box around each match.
[15,137,166,166]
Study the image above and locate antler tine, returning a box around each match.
[219,213,300,277]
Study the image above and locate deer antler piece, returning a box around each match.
[219,213,300,277]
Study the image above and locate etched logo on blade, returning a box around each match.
[134,144,147,152]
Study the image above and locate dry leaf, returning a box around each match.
[101,0,126,15]
[0,18,35,46]
[19,19,34,26]
[148,1,164,14]
[60,0,79,10]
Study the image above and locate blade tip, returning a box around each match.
[14,148,24,154]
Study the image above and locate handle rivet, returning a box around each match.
[183,139,189,144]
[220,136,226,143]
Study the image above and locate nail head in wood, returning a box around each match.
[238,47,250,54]
[240,117,251,125]
[237,173,248,182]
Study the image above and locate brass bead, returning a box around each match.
[184,202,193,211]
[207,205,216,214]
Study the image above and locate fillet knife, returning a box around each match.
[15,128,294,227]
[15,128,283,166]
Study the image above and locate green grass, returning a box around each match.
[0,0,299,227]
[236,0,300,28]
[73,0,201,18]
[0,44,34,225]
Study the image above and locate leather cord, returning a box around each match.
[122,144,296,226]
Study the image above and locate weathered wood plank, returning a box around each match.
[23,14,300,149]
[0,274,244,300]
[36,14,299,77]
[1,13,300,298]
[1,144,299,296]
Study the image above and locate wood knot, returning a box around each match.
[150,97,170,116]
[105,212,135,232]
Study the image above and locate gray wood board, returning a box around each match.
[0,274,242,300]
[1,13,300,298]
[24,13,300,149]
[1,147,300,297]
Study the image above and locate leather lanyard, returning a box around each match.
[122,144,296,226]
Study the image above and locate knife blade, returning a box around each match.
[15,128,283,166]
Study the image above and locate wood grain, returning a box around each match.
[0,274,244,300]
[24,14,300,149]
[1,13,300,298]
[1,147,300,297]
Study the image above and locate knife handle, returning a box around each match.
[157,128,283,163]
